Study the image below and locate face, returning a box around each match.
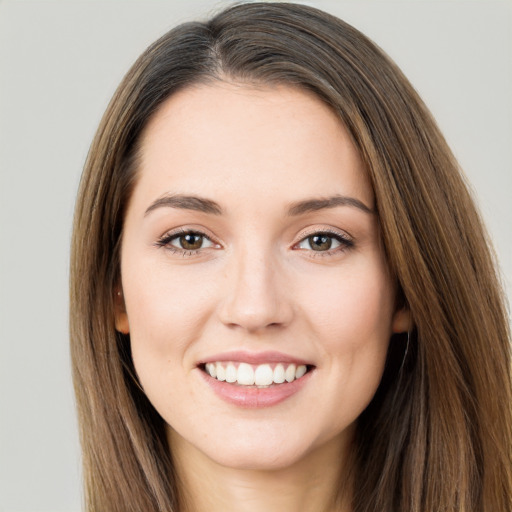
[116,82,409,471]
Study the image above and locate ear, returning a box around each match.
[114,288,130,334]
[391,306,412,334]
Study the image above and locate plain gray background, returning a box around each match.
[0,1,510,510]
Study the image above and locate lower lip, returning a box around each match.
[199,369,313,408]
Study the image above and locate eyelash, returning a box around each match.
[294,228,354,258]
[155,228,219,257]
[155,228,354,258]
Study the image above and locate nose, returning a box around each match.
[218,247,294,333]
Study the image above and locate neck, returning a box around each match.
[168,430,354,512]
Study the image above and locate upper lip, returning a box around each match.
[198,350,313,367]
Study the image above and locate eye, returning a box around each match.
[296,231,353,253]
[171,232,213,251]
[156,230,217,253]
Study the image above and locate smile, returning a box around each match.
[203,362,309,387]
[198,351,315,408]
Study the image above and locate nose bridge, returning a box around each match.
[219,241,292,332]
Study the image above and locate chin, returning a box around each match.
[167,418,315,470]
[172,419,339,473]
[204,442,309,472]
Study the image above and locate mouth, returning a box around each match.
[199,361,314,387]
[197,351,315,407]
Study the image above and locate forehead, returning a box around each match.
[133,82,373,212]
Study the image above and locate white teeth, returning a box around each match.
[216,364,226,382]
[295,365,307,379]
[254,364,273,386]
[237,363,255,385]
[205,363,216,378]
[285,364,296,383]
[226,363,237,383]
[273,364,285,384]
[205,361,310,386]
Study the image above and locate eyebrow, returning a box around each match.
[144,193,374,217]
[145,194,223,216]
[286,195,374,216]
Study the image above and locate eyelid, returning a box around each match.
[292,226,354,255]
[155,226,222,251]
[294,226,353,244]
[169,232,215,250]
[154,225,353,257]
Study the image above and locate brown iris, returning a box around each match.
[308,234,332,251]
[179,233,204,250]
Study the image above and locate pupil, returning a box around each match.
[181,233,202,250]
[310,234,331,251]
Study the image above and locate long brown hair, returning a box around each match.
[70,3,512,511]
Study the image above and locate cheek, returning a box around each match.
[302,263,394,340]
[302,263,394,411]
[296,260,395,399]
[122,257,219,365]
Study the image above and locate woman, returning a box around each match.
[70,3,512,511]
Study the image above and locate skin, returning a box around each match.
[115,82,410,512]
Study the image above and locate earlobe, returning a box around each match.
[392,307,412,334]
[114,289,130,334]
